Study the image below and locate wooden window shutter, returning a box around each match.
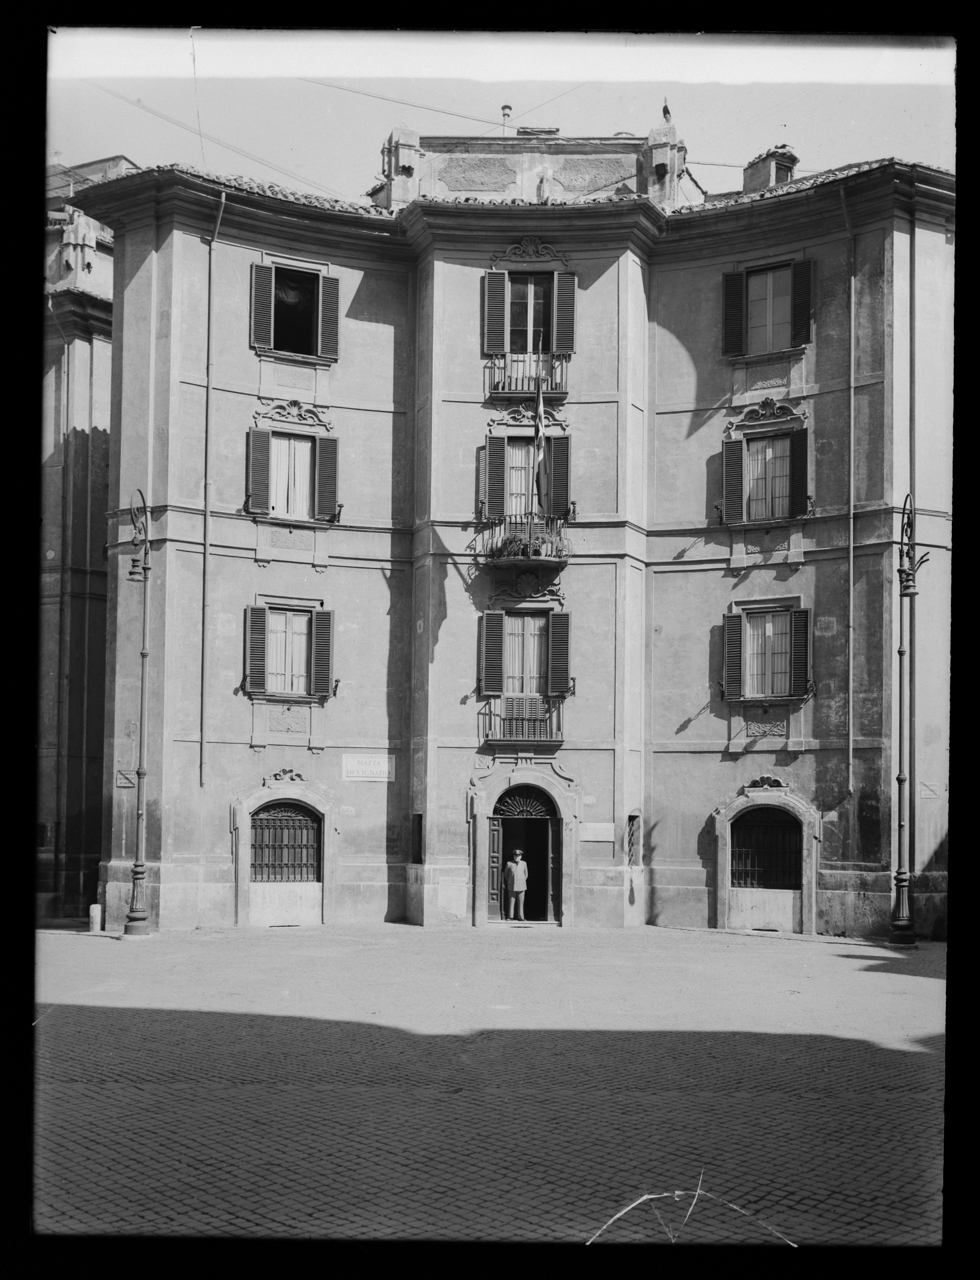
[789,429,808,518]
[790,608,810,697]
[553,273,576,353]
[480,611,505,695]
[245,606,268,694]
[722,438,744,523]
[247,428,271,515]
[723,613,742,700]
[251,264,274,348]
[791,259,813,347]
[484,272,507,354]
[319,274,340,361]
[315,436,339,521]
[312,610,334,696]
[547,612,572,696]
[722,271,746,356]
[548,435,571,516]
[485,435,507,519]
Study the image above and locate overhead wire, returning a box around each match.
[91,84,352,199]
[299,78,507,128]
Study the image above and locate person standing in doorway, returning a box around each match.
[505,849,529,921]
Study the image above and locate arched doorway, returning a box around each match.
[729,805,803,932]
[248,801,322,926]
[490,786,560,923]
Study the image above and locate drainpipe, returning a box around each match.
[200,193,226,787]
[908,167,917,875]
[839,189,855,801]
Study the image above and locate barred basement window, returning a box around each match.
[250,802,321,883]
[627,814,640,866]
[731,807,802,890]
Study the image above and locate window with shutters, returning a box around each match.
[244,605,335,701]
[721,427,808,525]
[247,429,339,523]
[484,270,574,396]
[722,607,811,702]
[722,260,812,357]
[480,433,572,560]
[478,609,572,741]
[250,263,340,362]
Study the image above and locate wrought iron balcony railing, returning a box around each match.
[480,512,571,564]
[484,352,569,398]
[479,696,564,743]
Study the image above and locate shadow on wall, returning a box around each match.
[39,425,110,919]
[34,1003,945,1244]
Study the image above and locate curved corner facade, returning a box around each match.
[64,144,952,938]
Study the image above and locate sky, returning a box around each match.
[46,31,956,205]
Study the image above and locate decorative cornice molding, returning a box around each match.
[488,401,568,432]
[253,399,332,430]
[488,568,565,609]
[263,767,308,785]
[724,396,808,438]
[490,234,569,269]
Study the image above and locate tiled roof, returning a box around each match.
[84,163,398,218]
[673,157,953,215]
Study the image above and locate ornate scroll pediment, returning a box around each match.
[253,399,332,430]
[490,235,569,269]
[488,401,568,432]
[264,767,308,784]
[724,396,807,439]
[488,568,564,609]
[744,774,787,790]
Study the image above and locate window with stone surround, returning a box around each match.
[722,260,813,357]
[246,428,338,522]
[250,263,339,361]
[722,424,807,525]
[723,606,810,701]
[244,605,334,700]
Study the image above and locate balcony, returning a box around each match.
[480,512,571,565]
[479,696,564,743]
[484,352,569,399]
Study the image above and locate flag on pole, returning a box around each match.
[533,347,549,512]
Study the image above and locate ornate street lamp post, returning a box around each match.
[124,490,152,937]
[891,494,928,947]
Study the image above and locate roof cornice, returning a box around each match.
[399,196,667,259]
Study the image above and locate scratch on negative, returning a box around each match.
[586,1180,797,1247]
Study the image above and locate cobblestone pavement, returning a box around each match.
[34,924,945,1244]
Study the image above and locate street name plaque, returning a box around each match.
[342,754,395,782]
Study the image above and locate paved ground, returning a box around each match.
[34,923,945,1244]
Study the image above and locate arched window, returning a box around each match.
[730,806,802,890]
[250,802,321,883]
[493,786,557,818]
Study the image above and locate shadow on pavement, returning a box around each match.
[34,1005,944,1244]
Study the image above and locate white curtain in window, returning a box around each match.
[745,611,790,697]
[525,614,547,695]
[746,436,791,520]
[289,612,310,693]
[505,614,525,693]
[268,610,288,692]
[507,441,531,517]
[769,435,790,518]
[745,612,767,697]
[270,435,290,517]
[770,611,790,695]
[289,436,312,520]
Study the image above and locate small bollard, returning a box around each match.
[89,903,102,933]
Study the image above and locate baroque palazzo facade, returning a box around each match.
[57,121,952,937]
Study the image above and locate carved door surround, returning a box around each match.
[711,777,820,934]
[230,779,338,926]
[467,756,581,927]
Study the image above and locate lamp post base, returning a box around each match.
[886,927,918,948]
[123,920,152,937]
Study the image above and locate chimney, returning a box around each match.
[742,144,799,194]
[639,122,687,210]
[373,127,421,209]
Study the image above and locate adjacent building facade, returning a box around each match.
[63,121,952,937]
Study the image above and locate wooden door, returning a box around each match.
[488,817,503,920]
